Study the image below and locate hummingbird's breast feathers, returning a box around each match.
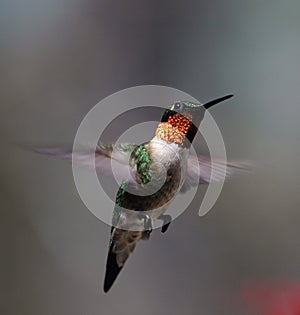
[149,136,184,166]
[155,113,192,145]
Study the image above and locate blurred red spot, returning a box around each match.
[241,281,300,315]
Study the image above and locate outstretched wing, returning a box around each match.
[32,143,138,182]
[180,155,250,193]
[31,144,250,191]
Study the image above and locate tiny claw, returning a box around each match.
[137,212,153,239]
[161,222,171,233]
[158,214,172,233]
[142,229,152,240]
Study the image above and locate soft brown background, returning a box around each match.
[1,1,300,314]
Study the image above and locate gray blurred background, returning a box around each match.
[1,1,300,314]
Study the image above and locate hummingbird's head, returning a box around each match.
[156,94,234,147]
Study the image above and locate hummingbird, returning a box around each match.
[32,94,248,292]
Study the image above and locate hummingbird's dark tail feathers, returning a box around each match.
[104,228,141,292]
[103,244,123,293]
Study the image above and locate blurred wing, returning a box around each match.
[32,143,137,182]
[180,155,250,193]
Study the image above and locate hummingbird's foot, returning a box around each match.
[137,213,153,240]
[142,229,152,240]
[158,214,172,233]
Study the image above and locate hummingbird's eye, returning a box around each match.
[174,102,181,110]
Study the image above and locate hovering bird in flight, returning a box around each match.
[34,94,248,292]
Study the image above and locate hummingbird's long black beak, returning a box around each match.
[203,94,234,110]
